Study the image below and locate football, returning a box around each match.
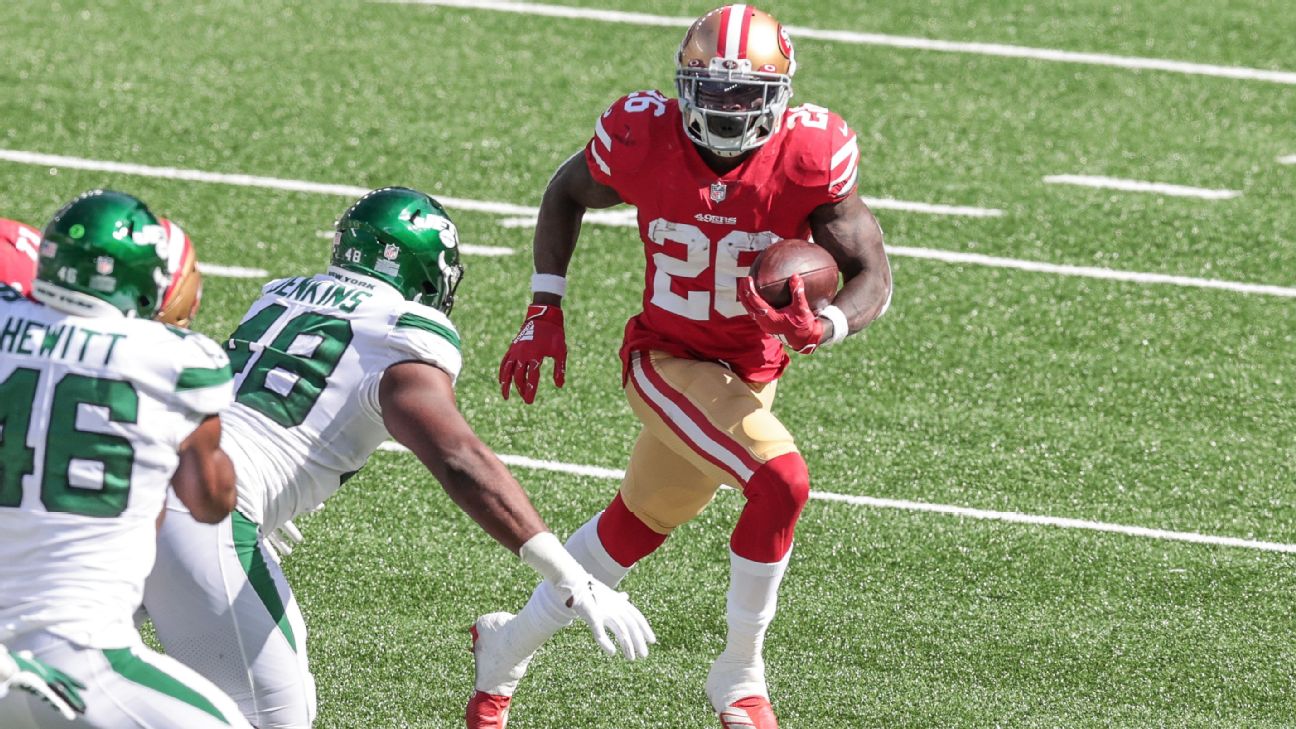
[748,238,839,310]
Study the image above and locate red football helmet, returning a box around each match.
[676,4,797,157]
[0,218,41,298]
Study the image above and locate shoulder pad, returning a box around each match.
[585,90,674,190]
[387,303,463,384]
[782,105,860,202]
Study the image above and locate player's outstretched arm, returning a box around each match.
[171,415,237,524]
[381,361,655,658]
[499,151,623,404]
[808,195,893,340]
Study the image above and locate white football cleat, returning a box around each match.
[466,612,536,728]
[707,656,777,727]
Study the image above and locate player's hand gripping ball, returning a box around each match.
[739,239,840,354]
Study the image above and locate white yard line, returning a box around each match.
[885,246,1296,298]
[0,149,539,217]
[314,230,514,256]
[374,442,1296,554]
[197,263,269,278]
[501,197,1004,227]
[0,148,996,223]
[4,149,1291,298]
[1043,174,1241,200]
[381,0,1296,86]
[1279,155,1296,165]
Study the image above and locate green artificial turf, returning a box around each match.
[1,1,1293,726]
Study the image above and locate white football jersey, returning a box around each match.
[221,268,462,533]
[0,289,233,649]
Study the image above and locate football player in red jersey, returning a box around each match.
[0,218,41,297]
[482,5,892,728]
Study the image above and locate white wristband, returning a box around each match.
[531,273,567,298]
[519,531,587,587]
[819,305,849,346]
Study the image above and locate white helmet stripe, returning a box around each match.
[723,4,748,60]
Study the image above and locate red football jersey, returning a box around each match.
[0,218,41,298]
[585,90,860,382]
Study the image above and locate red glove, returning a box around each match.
[737,274,825,354]
[499,305,567,403]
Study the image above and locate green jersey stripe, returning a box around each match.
[103,647,230,725]
[176,364,233,391]
[232,511,298,652]
[395,313,461,350]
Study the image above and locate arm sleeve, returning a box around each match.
[786,108,861,206]
[167,332,236,415]
[386,307,463,385]
[583,91,665,204]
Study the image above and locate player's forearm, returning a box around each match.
[830,257,892,335]
[530,188,585,306]
[436,441,549,554]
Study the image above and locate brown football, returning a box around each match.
[748,238,839,310]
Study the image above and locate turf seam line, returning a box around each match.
[380,0,1296,86]
[1043,175,1242,200]
[373,443,1296,554]
[5,149,1293,298]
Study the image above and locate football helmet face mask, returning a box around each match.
[34,190,171,319]
[676,4,796,157]
[331,187,464,314]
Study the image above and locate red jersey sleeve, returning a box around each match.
[0,218,41,297]
[783,104,861,206]
[583,90,672,205]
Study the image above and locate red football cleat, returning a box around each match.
[718,695,779,728]
[466,689,511,729]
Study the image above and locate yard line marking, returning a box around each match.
[314,229,515,256]
[374,442,1296,553]
[5,149,1292,298]
[0,149,540,217]
[863,198,1003,218]
[0,148,1001,220]
[885,246,1296,297]
[198,263,269,278]
[1279,154,1296,165]
[1043,174,1241,200]
[381,0,1296,86]
[499,197,1003,227]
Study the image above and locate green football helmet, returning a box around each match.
[34,190,170,318]
[331,187,464,314]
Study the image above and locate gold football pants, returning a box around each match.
[619,350,799,534]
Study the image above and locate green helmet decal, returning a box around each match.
[36,190,170,318]
[331,187,465,313]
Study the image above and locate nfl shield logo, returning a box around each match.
[709,181,728,204]
[383,243,400,260]
[95,256,115,275]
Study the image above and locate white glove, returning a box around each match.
[559,575,656,661]
[518,531,657,661]
[0,647,86,719]
[264,520,304,560]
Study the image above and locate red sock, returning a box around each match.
[730,452,810,563]
[597,492,669,568]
